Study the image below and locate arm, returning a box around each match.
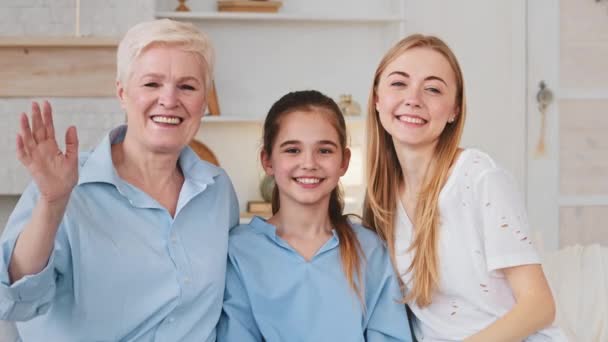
[0,101,77,321]
[0,182,71,321]
[216,255,262,342]
[364,244,413,342]
[465,264,556,342]
[9,101,78,283]
[226,176,240,230]
[468,167,556,341]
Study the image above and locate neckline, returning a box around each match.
[249,216,340,262]
[397,148,472,225]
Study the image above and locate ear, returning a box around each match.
[339,147,351,176]
[260,150,274,176]
[374,93,380,113]
[116,80,127,110]
[452,105,460,121]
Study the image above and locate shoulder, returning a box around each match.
[455,148,516,184]
[227,222,273,270]
[228,223,262,252]
[77,151,93,168]
[457,148,498,175]
[350,222,387,256]
[211,167,234,189]
[229,223,256,239]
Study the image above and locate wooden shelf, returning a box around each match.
[0,36,119,47]
[203,115,265,123]
[156,11,404,23]
[0,36,117,97]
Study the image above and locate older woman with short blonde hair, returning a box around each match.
[0,19,238,341]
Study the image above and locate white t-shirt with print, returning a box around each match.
[394,149,567,342]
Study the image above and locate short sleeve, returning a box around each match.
[474,168,540,272]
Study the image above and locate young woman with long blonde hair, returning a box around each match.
[363,34,567,341]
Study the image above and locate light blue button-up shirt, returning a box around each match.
[0,125,239,341]
[217,216,413,342]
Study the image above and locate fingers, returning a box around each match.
[64,126,79,161]
[19,112,36,152]
[15,134,30,165]
[30,102,47,143]
[42,100,56,141]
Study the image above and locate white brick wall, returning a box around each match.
[0,0,155,36]
[0,0,155,225]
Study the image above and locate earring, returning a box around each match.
[448,116,456,123]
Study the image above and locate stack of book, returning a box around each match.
[217,1,283,13]
[247,201,272,216]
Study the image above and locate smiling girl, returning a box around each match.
[217,90,412,342]
[364,34,567,341]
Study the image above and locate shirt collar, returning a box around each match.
[78,125,221,187]
[248,216,340,257]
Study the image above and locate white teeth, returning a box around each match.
[152,116,181,125]
[398,116,425,124]
[296,177,320,184]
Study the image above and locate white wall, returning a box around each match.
[0,0,528,226]
[403,0,526,185]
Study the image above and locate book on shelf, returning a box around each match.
[217,1,283,13]
[247,200,272,214]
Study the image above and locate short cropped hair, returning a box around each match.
[116,19,215,89]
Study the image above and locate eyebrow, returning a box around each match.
[140,73,202,83]
[279,140,339,148]
[387,71,448,87]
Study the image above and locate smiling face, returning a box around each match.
[261,110,350,209]
[375,47,459,150]
[117,44,207,155]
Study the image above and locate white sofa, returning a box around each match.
[542,244,608,341]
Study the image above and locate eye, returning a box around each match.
[179,84,196,91]
[284,147,300,154]
[390,81,406,87]
[144,82,159,88]
[319,148,334,154]
[426,87,441,94]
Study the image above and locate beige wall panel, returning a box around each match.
[559,100,608,195]
[561,0,608,42]
[560,206,608,247]
[0,46,116,97]
[560,42,608,89]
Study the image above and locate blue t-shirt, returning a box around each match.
[0,125,239,341]
[217,216,413,342]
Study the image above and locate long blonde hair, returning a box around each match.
[362,34,467,307]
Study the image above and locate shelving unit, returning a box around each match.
[155,0,405,215]
[156,11,403,23]
[0,36,118,47]
[202,115,366,124]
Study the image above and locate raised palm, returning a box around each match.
[16,101,79,203]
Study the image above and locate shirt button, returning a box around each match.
[184,277,191,284]
[167,317,175,324]
[171,234,177,243]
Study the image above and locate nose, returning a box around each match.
[158,85,178,108]
[301,151,318,170]
[403,86,422,108]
